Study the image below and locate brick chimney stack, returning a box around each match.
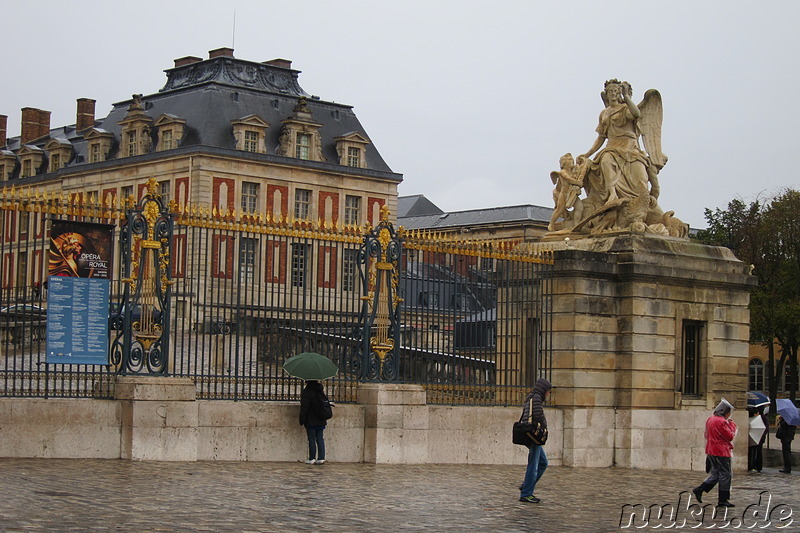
[76,98,96,131]
[209,47,234,59]
[174,56,202,68]
[21,108,39,144]
[37,109,51,140]
[0,115,7,148]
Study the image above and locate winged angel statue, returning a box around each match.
[548,79,688,237]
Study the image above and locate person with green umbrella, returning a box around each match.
[299,380,332,465]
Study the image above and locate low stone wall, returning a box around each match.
[0,378,748,470]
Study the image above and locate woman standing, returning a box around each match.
[692,399,737,507]
[776,415,795,474]
[519,378,551,504]
[299,380,329,465]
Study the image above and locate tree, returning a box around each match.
[695,190,800,409]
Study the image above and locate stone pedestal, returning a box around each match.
[543,234,756,467]
[116,375,198,461]
[358,383,429,464]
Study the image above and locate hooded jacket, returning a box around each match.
[705,399,737,457]
[521,378,552,429]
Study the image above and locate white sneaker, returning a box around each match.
[315,459,326,465]
[305,459,315,464]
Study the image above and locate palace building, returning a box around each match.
[0,47,401,229]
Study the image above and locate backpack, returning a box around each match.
[317,392,333,420]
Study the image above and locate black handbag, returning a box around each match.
[512,398,548,446]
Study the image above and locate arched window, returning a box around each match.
[748,359,764,391]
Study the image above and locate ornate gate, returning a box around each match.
[110,179,173,374]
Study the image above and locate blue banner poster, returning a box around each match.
[46,220,114,365]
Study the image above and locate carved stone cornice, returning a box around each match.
[160,57,309,97]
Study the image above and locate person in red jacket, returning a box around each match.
[692,399,737,507]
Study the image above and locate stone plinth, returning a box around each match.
[116,376,198,461]
[358,383,429,464]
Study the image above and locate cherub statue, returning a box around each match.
[548,153,587,231]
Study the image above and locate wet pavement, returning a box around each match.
[0,459,797,532]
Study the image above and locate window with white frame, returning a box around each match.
[244,130,259,152]
[21,160,32,178]
[49,153,61,172]
[159,180,171,202]
[241,182,259,213]
[344,195,361,226]
[239,237,257,283]
[347,147,361,167]
[343,249,359,292]
[162,129,174,150]
[127,131,138,157]
[296,133,311,160]
[749,359,764,391]
[90,143,102,163]
[122,185,134,202]
[291,243,309,287]
[294,189,311,220]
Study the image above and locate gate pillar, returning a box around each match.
[358,382,429,464]
[116,375,198,461]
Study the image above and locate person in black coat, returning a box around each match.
[299,380,328,464]
[519,378,551,503]
[776,415,796,474]
[747,406,768,472]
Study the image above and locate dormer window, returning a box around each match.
[83,128,113,164]
[0,152,15,180]
[17,145,44,178]
[232,115,269,154]
[334,132,370,168]
[277,97,326,163]
[155,114,186,152]
[118,94,153,159]
[45,138,72,173]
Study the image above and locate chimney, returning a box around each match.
[37,109,51,140]
[76,98,96,132]
[264,58,292,69]
[0,115,6,148]
[21,108,40,144]
[174,56,202,68]
[209,47,234,59]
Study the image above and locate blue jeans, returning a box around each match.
[520,444,547,497]
[306,425,325,461]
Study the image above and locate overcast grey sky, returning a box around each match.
[2,1,797,228]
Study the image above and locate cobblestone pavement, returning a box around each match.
[0,459,797,532]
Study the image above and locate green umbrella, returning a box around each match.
[282,352,339,381]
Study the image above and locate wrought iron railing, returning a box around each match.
[0,184,553,406]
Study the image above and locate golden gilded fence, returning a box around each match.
[0,182,553,405]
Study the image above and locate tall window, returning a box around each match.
[682,320,705,395]
[347,147,361,167]
[121,185,134,202]
[16,252,27,288]
[749,359,764,391]
[296,133,311,159]
[90,143,102,163]
[162,129,174,150]
[343,249,359,292]
[291,243,309,287]
[127,131,138,157]
[241,182,259,213]
[21,160,32,178]
[344,195,361,226]
[49,153,61,172]
[244,130,259,152]
[0,164,4,180]
[294,189,311,220]
[159,180,171,202]
[239,237,257,283]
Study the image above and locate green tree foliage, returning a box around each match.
[695,190,799,406]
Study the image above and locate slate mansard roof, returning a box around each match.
[4,52,400,182]
[398,195,552,231]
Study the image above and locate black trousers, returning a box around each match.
[781,440,793,473]
[748,444,763,471]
